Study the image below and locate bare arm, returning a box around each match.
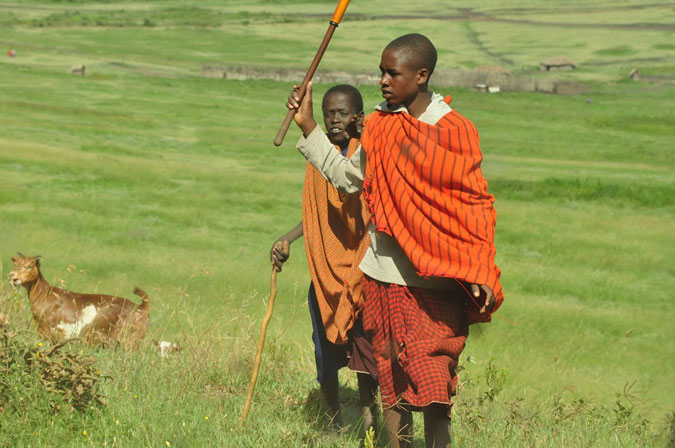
[270,222,303,272]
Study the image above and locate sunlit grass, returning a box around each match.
[0,0,673,445]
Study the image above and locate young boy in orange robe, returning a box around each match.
[286,34,504,447]
[270,85,379,434]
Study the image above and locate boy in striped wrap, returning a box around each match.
[270,85,379,434]
[286,34,504,447]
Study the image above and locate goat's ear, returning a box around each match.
[35,259,41,267]
[11,257,16,262]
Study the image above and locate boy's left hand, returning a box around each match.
[270,239,291,272]
[470,284,496,314]
[286,82,318,137]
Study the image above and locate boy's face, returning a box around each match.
[322,92,362,145]
[379,49,428,107]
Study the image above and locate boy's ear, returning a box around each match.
[354,111,364,127]
[416,68,429,86]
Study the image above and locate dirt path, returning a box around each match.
[461,21,513,66]
[302,4,675,32]
[2,2,673,32]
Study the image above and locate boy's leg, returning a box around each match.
[423,403,451,448]
[307,283,348,429]
[362,278,468,447]
[383,403,413,448]
[357,372,378,433]
[321,370,344,428]
[348,316,380,435]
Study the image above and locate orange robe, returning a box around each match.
[361,96,503,322]
[302,138,372,345]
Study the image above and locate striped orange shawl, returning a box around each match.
[302,138,372,345]
[361,96,503,320]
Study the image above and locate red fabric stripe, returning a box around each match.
[361,99,503,322]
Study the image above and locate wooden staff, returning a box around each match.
[240,266,278,425]
[273,0,351,146]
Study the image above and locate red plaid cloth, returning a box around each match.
[362,276,468,410]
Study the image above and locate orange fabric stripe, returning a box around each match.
[361,97,503,321]
[302,138,372,345]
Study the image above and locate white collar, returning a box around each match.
[374,92,451,126]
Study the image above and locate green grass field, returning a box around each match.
[1,1,673,446]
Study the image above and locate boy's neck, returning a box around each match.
[404,90,432,119]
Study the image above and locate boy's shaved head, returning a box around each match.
[322,84,364,146]
[385,33,437,77]
[323,84,363,113]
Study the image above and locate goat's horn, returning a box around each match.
[35,255,42,259]
[17,252,24,256]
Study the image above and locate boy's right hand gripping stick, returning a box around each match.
[273,0,350,147]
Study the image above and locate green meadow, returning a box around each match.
[0,0,673,446]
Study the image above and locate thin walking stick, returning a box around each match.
[240,266,278,425]
[273,0,351,146]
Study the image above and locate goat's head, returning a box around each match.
[9,253,42,287]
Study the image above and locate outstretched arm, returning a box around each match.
[270,222,303,272]
[298,127,365,194]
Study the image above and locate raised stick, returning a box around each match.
[273,0,351,146]
[240,266,278,425]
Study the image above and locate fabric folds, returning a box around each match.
[302,138,372,345]
[361,97,504,321]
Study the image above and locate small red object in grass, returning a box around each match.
[7,49,15,57]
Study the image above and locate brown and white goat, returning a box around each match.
[9,254,149,349]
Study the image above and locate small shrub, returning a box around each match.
[0,323,107,416]
[482,357,509,403]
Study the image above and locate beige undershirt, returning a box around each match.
[297,93,458,289]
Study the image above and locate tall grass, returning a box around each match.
[0,285,669,447]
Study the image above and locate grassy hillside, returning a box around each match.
[1,0,674,79]
[0,1,673,446]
